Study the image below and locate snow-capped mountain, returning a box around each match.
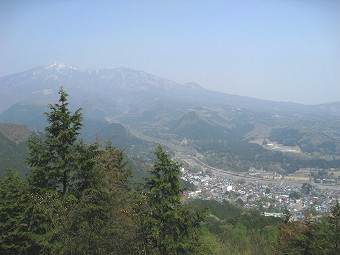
[0,64,210,118]
[1,64,340,119]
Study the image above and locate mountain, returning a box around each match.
[1,64,340,174]
[0,64,209,117]
[2,63,339,118]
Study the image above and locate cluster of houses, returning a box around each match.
[181,168,340,220]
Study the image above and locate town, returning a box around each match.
[181,161,340,221]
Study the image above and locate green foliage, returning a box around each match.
[1,88,137,255]
[329,200,340,254]
[289,191,302,200]
[172,111,230,140]
[3,89,340,255]
[0,170,31,254]
[277,203,340,255]
[0,171,57,254]
[195,228,223,255]
[188,199,242,223]
[142,145,206,255]
[191,199,283,255]
[202,213,279,255]
[27,87,86,195]
[269,128,304,147]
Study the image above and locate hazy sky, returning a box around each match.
[1,0,340,105]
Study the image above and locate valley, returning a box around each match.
[3,2,340,254]
[1,64,340,186]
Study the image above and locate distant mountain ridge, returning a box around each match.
[1,63,340,118]
[1,64,340,174]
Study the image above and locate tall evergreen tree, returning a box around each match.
[27,87,91,195]
[142,145,205,255]
[23,88,139,254]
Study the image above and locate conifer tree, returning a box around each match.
[24,88,136,254]
[143,145,205,255]
[0,170,31,254]
[27,87,88,195]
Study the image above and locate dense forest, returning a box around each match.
[1,88,339,255]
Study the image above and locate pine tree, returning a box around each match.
[143,145,205,255]
[27,87,85,195]
[3,88,140,254]
[94,143,140,255]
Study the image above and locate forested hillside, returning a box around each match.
[1,89,339,255]
[0,124,31,176]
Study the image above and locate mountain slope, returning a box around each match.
[80,120,147,150]
[171,111,230,140]
[0,124,31,176]
[2,63,339,118]
[0,104,47,130]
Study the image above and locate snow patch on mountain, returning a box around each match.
[45,63,78,72]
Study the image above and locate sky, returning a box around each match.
[1,0,340,105]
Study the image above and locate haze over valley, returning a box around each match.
[1,2,340,254]
[1,63,340,182]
